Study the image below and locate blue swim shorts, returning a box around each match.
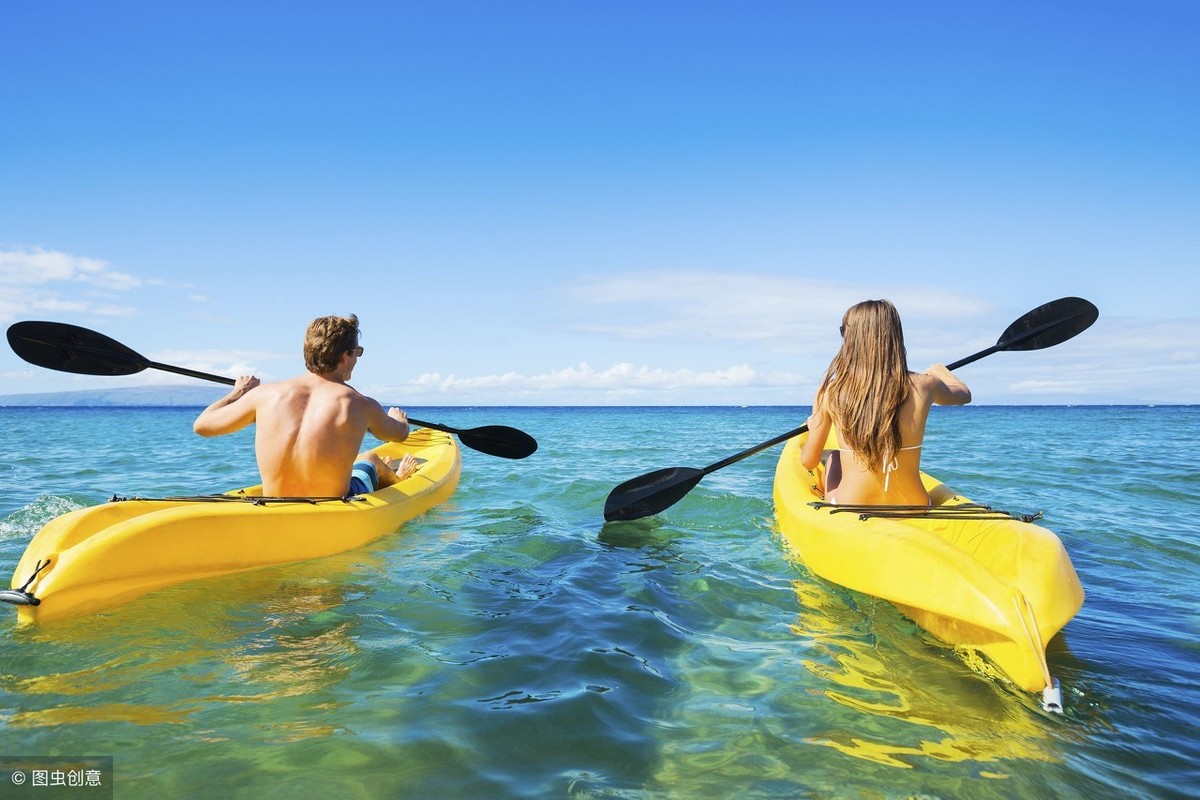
[347,461,379,496]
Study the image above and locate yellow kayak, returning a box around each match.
[773,431,1083,699]
[4,427,460,625]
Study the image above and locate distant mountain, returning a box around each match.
[0,385,225,407]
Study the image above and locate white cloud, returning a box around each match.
[0,247,142,321]
[375,295,1199,404]
[0,247,140,289]
[378,361,806,403]
[562,270,991,352]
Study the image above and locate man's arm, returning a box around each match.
[194,375,260,437]
[366,402,410,443]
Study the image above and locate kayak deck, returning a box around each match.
[773,432,1084,695]
[6,428,460,624]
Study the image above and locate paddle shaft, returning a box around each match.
[6,321,536,457]
[603,296,1099,521]
[683,340,990,478]
[139,362,478,440]
[699,424,808,477]
[684,345,986,480]
[702,296,1099,473]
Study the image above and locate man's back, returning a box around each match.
[194,314,412,497]
[252,373,372,496]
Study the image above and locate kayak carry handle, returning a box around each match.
[1042,678,1064,714]
[1,558,51,606]
[0,590,40,606]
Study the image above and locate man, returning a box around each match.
[194,313,417,497]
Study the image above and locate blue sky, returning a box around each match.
[2,1,1197,405]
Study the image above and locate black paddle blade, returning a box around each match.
[603,466,705,522]
[456,425,539,460]
[997,296,1099,352]
[7,320,148,376]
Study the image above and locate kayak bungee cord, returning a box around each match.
[108,494,369,505]
[853,510,1044,523]
[807,502,1044,524]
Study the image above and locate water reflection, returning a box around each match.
[1,549,381,736]
[790,576,1064,769]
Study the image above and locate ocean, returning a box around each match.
[0,405,1197,799]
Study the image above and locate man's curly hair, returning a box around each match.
[304,314,360,374]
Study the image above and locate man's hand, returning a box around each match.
[233,375,261,398]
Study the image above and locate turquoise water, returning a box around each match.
[1,405,1197,799]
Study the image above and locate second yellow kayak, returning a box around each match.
[773,431,1084,697]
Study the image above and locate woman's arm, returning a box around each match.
[923,364,972,406]
[800,392,833,470]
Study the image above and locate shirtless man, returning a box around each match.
[193,314,417,497]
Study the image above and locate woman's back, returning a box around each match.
[798,299,971,506]
[825,371,947,505]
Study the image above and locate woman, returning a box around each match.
[800,299,972,506]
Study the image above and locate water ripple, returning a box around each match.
[0,406,1197,798]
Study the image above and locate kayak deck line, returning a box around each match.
[109,493,369,505]
[807,501,1044,524]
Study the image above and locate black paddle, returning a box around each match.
[603,296,1098,522]
[6,320,538,460]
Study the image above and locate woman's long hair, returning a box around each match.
[815,299,910,472]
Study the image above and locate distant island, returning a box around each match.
[0,385,226,407]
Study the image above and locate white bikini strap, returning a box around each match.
[883,457,899,492]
